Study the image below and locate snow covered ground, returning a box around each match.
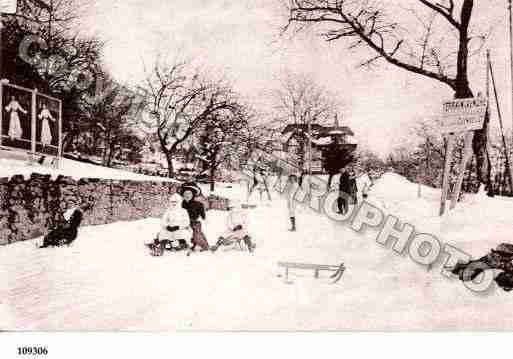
[0,154,174,182]
[2,173,513,331]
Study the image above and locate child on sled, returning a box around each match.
[152,193,192,253]
[210,200,255,252]
[39,201,92,248]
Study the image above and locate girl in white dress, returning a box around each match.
[5,96,28,140]
[38,104,55,145]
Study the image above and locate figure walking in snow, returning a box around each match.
[154,193,191,251]
[5,96,28,140]
[180,182,210,253]
[38,103,55,146]
[247,166,271,202]
[211,200,255,252]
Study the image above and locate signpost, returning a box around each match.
[0,0,17,14]
[439,96,487,215]
[441,98,487,134]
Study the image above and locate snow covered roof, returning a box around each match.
[312,136,332,146]
[346,135,358,145]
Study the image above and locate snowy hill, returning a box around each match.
[2,173,513,330]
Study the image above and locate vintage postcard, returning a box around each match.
[1,1,513,350]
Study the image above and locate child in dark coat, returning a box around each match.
[180,183,210,252]
[39,203,90,248]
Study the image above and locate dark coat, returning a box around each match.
[40,209,83,247]
[451,245,513,291]
[182,199,206,223]
[338,171,351,193]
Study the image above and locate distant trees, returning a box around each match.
[198,110,248,191]
[80,79,145,166]
[283,0,492,188]
[1,0,146,167]
[2,0,105,152]
[323,143,355,188]
[273,71,343,170]
[140,60,246,177]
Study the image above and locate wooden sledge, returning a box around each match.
[277,261,345,284]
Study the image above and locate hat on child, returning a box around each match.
[178,182,202,197]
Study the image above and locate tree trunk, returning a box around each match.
[166,153,174,178]
[472,109,491,191]
[210,165,215,192]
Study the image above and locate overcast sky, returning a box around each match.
[83,0,512,156]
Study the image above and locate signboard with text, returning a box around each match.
[441,97,487,134]
[0,0,17,14]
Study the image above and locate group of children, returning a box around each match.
[154,182,256,255]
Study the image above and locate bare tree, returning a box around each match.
[198,110,248,191]
[139,60,242,177]
[275,71,338,127]
[273,71,340,169]
[283,0,492,188]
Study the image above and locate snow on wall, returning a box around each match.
[0,157,177,182]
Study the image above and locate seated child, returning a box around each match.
[40,202,89,248]
[211,200,255,252]
[156,193,192,251]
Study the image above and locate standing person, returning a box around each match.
[285,174,300,231]
[180,182,210,253]
[338,167,351,214]
[157,193,191,251]
[348,168,358,206]
[246,165,260,202]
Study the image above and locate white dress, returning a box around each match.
[5,101,26,139]
[39,109,54,145]
[159,205,192,243]
[221,208,249,240]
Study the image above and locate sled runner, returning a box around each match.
[145,237,189,256]
[277,261,345,284]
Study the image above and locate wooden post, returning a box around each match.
[31,89,37,154]
[0,81,3,147]
[450,131,474,209]
[440,133,455,216]
[57,98,62,168]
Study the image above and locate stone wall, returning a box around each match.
[0,173,229,246]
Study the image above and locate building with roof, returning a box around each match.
[278,116,357,174]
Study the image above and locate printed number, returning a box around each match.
[17,347,48,356]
